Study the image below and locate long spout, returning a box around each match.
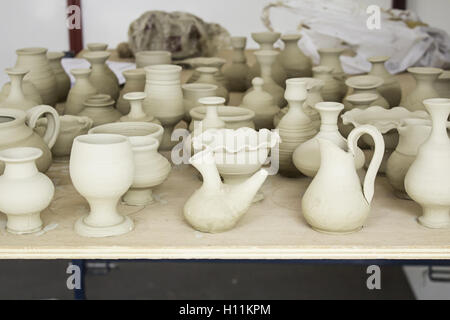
[189,149,222,192]
[231,169,269,210]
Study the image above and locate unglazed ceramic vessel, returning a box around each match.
[79,94,121,127]
[223,36,250,92]
[89,122,164,147]
[342,106,429,173]
[302,125,385,234]
[189,106,255,132]
[0,105,60,174]
[182,83,217,121]
[277,78,317,177]
[278,34,312,78]
[47,51,70,103]
[0,68,39,111]
[312,66,344,102]
[116,68,146,115]
[135,51,172,68]
[0,77,43,106]
[52,115,93,158]
[143,64,184,151]
[436,70,450,98]
[317,47,347,97]
[344,75,389,110]
[405,98,450,229]
[84,51,120,101]
[401,67,443,111]
[386,119,432,199]
[293,102,365,177]
[70,134,134,237]
[14,47,58,106]
[249,50,286,107]
[193,128,278,202]
[339,92,378,138]
[123,136,171,206]
[367,56,401,107]
[120,92,160,124]
[65,68,98,116]
[0,147,54,234]
[240,77,280,130]
[195,97,226,133]
[194,67,229,103]
[184,149,268,233]
[87,43,108,51]
[248,32,287,88]
[185,57,227,87]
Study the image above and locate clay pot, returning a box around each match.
[344,75,389,110]
[52,115,93,158]
[182,83,218,122]
[135,51,172,68]
[14,47,58,106]
[47,52,71,103]
[79,94,121,127]
[84,51,120,101]
[317,47,347,97]
[116,68,146,115]
[313,66,344,102]
[194,67,229,103]
[87,43,108,51]
[65,68,98,116]
[367,56,401,107]
[223,36,250,92]
[401,67,443,111]
[278,34,312,78]
[0,68,39,111]
[185,57,227,87]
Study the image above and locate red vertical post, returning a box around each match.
[67,0,83,55]
[392,0,407,10]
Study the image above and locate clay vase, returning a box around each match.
[0,147,54,234]
[14,47,58,106]
[194,67,229,103]
[195,97,226,134]
[120,92,160,124]
[249,50,286,108]
[222,36,250,92]
[189,106,255,132]
[87,43,108,51]
[182,83,218,121]
[79,94,121,127]
[135,51,172,68]
[65,69,98,116]
[293,102,365,177]
[70,134,135,237]
[344,75,389,110]
[84,51,120,101]
[240,77,279,130]
[47,52,70,103]
[0,68,39,111]
[278,34,312,78]
[436,70,450,98]
[386,119,432,200]
[0,105,60,174]
[401,67,443,111]
[52,115,93,159]
[367,56,401,107]
[186,57,227,87]
[123,136,171,206]
[277,78,317,177]
[312,66,344,102]
[143,64,184,151]
[116,68,146,115]
[405,98,450,229]
[318,47,347,97]
[248,32,287,88]
[302,125,385,234]
[0,77,43,105]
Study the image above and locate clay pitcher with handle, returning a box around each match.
[302,124,385,234]
[0,105,60,174]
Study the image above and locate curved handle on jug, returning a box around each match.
[26,105,61,149]
[347,124,385,204]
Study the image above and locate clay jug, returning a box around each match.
[182,83,217,122]
[116,69,146,115]
[14,47,58,106]
[405,98,450,229]
[47,52,71,103]
[302,124,385,234]
[248,32,287,88]
[0,105,60,173]
[278,34,312,78]
[223,36,250,92]
[401,67,443,111]
[367,56,401,107]
[194,67,229,103]
[318,47,347,97]
[0,68,39,111]
[84,51,120,101]
[313,66,344,102]
[65,69,98,115]
[344,75,389,110]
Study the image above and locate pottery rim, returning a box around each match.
[251,32,281,44]
[318,47,345,54]
[123,92,146,101]
[5,67,29,76]
[188,57,226,68]
[281,34,302,42]
[83,51,111,62]
[87,43,108,51]
[196,66,218,75]
[123,68,146,78]
[0,147,43,163]
[312,65,333,74]
[136,50,171,58]
[47,52,65,61]
[198,96,226,106]
[190,106,255,123]
[16,47,48,56]
[70,68,91,76]
[0,108,28,128]
[407,67,443,75]
[75,133,128,146]
[128,135,159,152]
[88,122,164,140]
[144,64,181,73]
[346,92,379,104]
[314,101,344,112]
[345,75,384,89]
[182,83,218,92]
[368,55,390,63]
[83,94,115,107]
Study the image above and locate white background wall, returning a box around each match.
[0,0,449,86]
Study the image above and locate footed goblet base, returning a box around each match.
[75,215,134,238]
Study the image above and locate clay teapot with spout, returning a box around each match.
[302,124,385,234]
[184,149,269,233]
[0,105,60,173]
